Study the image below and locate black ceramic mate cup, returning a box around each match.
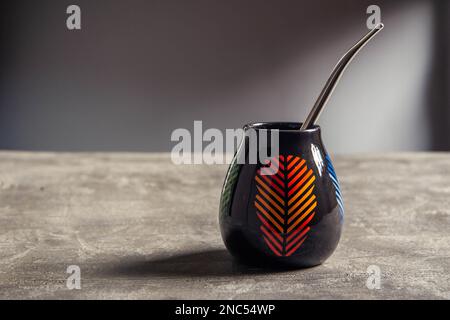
[219,122,344,268]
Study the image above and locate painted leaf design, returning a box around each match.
[219,156,241,216]
[254,155,317,256]
[325,154,344,219]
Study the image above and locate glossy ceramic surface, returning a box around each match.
[219,122,343,268]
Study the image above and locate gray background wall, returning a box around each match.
[0,0,448,153]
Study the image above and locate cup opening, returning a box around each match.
[244,122,320,133]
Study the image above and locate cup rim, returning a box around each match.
[243,122,320,133]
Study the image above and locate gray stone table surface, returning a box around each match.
[0,151,449,299]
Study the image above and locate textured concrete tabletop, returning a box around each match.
[0,151,449,299]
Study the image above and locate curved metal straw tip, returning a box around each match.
[300,23,384,131]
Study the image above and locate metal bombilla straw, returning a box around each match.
[300,23,384,131]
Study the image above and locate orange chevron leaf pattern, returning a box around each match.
[254,155,317,257]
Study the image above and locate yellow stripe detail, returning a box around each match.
[288,194,316,223]
[288,185,314,214]
[255,176,284,205]
[256,187,284,214]
[255,202,283,232]
[287,202,317,233]
[288,175,316,206]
